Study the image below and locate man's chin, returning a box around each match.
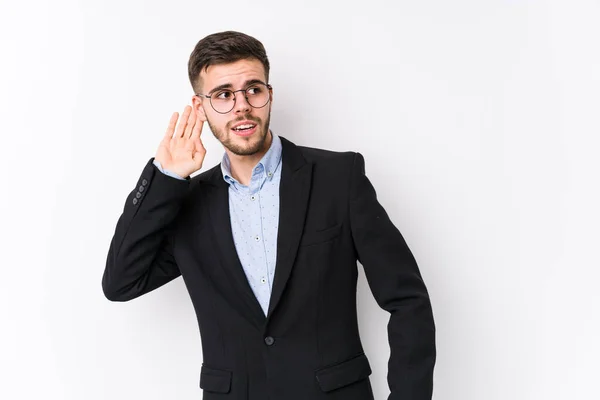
[231,148,261,156]
[225,138,263,156]
[227,130,268,156]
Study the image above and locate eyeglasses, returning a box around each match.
[196,82,273,114]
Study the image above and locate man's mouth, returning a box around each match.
[231,121,258,137]
[232,123,256,132]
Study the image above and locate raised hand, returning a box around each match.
[155,105,206,178]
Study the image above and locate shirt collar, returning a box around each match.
[220,132,282,187]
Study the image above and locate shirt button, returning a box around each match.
[267,171,273,177]
[264,336,275,346]
[250,195,256,201]
[255,236,260,242]
[261,278,266,284]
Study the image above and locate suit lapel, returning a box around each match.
[267,137,313,319]
[201,136,313,325]
[205,167,266,328]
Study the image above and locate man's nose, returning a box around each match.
[232,90,251,113]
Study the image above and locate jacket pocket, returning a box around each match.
[300,223,342,247]
[199,365,232,393]
[315,352,372,392]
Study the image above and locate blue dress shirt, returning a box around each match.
[152,133,283,315]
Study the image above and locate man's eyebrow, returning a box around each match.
[208,79,267,95]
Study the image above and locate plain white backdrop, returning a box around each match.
[1,0,599,399]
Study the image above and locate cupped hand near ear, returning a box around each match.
[155,105,207,178]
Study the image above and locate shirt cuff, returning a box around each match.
[152,159,186,180]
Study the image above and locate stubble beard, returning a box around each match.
[208,111,272,157]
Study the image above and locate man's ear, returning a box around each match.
[192,95,207,122]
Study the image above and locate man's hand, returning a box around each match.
[155,105,206,178]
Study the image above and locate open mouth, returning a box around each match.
[231,123,257,136]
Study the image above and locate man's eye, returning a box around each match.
[246,86,263,95]
[215,91,232,99]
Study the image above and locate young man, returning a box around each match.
[102,31,436,400]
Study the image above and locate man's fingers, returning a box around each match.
[175,106,192,138]
[190,113,204,139]
[193,137,206,163]
[184,108,196,138]
[164,112,178,141]
[197,137,206,153]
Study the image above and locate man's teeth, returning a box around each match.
[233,124,255,130]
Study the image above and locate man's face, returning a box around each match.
[193,58,272,157]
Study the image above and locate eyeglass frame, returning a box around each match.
[195,81,273,114]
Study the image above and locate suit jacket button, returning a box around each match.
[264,336,275,346]
[132,198,138,205]
[142,179,148,186]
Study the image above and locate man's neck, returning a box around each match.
[226,131,273,186]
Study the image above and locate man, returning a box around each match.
[102,31,436,400]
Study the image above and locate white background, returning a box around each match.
[1,1,599,399]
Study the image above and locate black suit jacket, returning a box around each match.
[102,136,436,400]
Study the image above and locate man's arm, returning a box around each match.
[102,158,189,301]
[348,152,436,400]
[103,105,206,301]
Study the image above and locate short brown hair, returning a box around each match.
[188,31,270,94]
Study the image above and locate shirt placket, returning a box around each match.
[249,169,271,314]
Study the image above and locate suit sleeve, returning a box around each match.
[102,157,191,301]
[348,152,436,400]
